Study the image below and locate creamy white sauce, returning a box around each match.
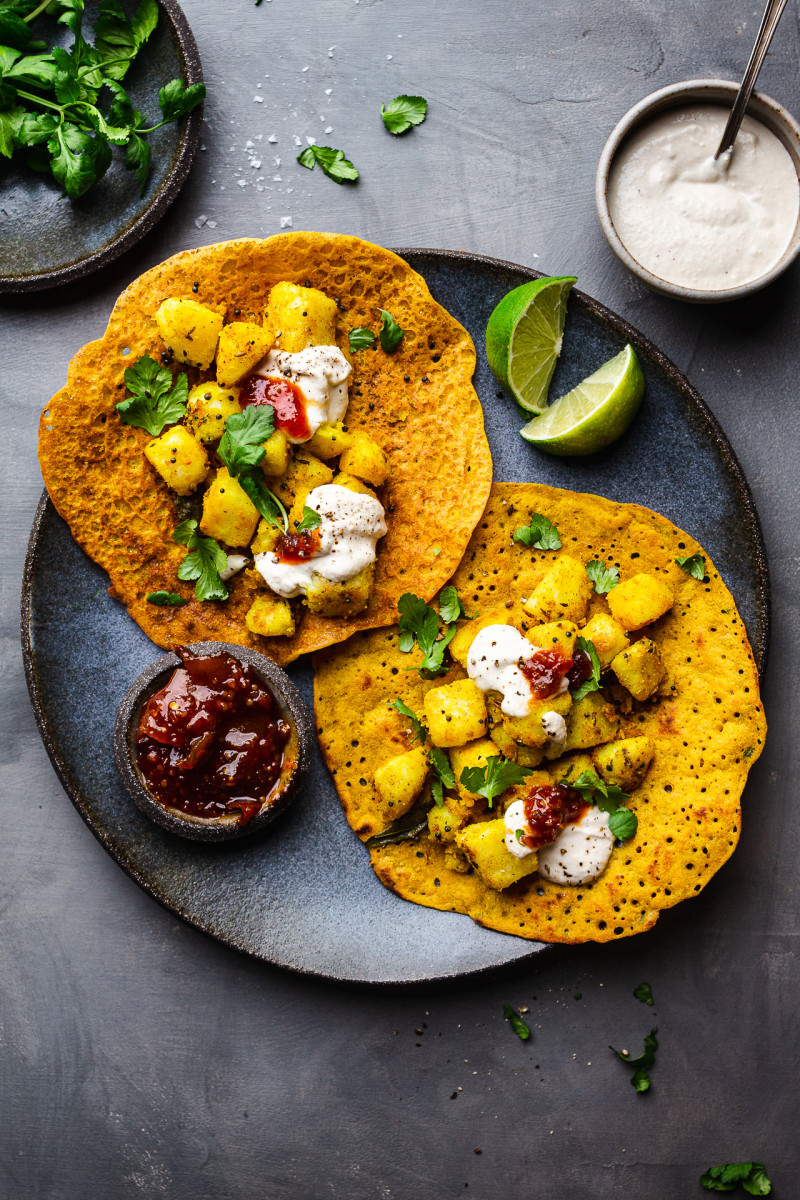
[608,105,800,291]
[541,710,567,747]
[254,483,387,598]
[220,553,249,581]
[255,345,352,442]
[466,625,534,717]
[536,807,614,885]
[504,798,536,859]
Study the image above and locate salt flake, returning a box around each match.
[281,216,293,228]
[253,95,264,103]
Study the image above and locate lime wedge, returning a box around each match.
[486,276,577,414]
[520,344,644,456]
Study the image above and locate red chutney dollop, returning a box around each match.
[275,528,321,563]
[519,644,595,700]
[135,647,292,824]
[520,783,586,850]
[239,373,310,440]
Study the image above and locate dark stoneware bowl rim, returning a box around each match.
[113,641,313,843]
[0,0,203,296]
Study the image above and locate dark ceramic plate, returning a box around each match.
[21,249,770,984]
[0,0,202,294]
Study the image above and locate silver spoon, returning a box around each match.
[715,0,789,161]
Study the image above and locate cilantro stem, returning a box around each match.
[269,487,289,533]
[15,89,64,114]
[23,0,52,23]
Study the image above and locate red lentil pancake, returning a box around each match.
[38,233,492,665]
[314,483,766,943]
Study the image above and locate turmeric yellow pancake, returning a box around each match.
[314,483,766,944]
[38,233,491,664]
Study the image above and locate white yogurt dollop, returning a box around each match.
[220,553,249,581]
[607,105,800,291]
[536,807,614,885]
[504,798,536,859]
[466,625,534,717]
[254,483,387,599]
[255,345,352,442]
[541,710,567,747]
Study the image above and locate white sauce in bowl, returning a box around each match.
[607,105,800,291]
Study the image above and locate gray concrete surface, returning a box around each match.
[2,1,798,1196]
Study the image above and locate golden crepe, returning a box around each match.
[38,233,492,665]
[314,483,766,943]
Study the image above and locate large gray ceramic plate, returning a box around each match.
[21,249,769,984]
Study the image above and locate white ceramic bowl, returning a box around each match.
[596,79,800,303]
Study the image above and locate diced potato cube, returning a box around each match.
[155,298,223,369]
[593,736,655,791]
[517,743,546,767]
[245,594,295,637]
[424,679,487,748]
[581,612,628,669]
[428,797,470,844]
[522,554,593,624]
[456,820,539,891]
[607,573,675,631]
[260,429,292,478]
[306,421,353,461]
[374,746,429,821]
[502,690,572,750]
[272,451,334,511]
[264,281,337,352]
[338,431,388,487]
[216,321,271,387]
[185,382,242,444]
[144,425,209,495]
[251,519,281,556]
[486,697,519,761]
[305,565,374,616]
[449,608,513,668]
[332,472,378,498]
[547,751,595,787]
[563,691,619,751]
[450,737,501,803]
[200,466,260,547]
[611,637,665,701]
[526,620,579,658]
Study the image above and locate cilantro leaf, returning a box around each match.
[237,471,288,532]
[365,802,432,848]
[349,327,375,352]
[570,636,601,701]
[397,593,440,658]
[16,111,58,147]
[379,309,404,353]
[218,405,276,475]
[49,122,112,197]
[438,585,468,624]
[296,505,322,533]
[125,131,150,193]
[390,698,426,744]
[631,1068,651,1093]
[4,54,58,87]
[609,1027,658,1092]
[513,513,561,550]
[608,806,637,840]
[586,558,619,594]
[381,93,428,135]
[0,105,24,158]
[173,519,228,603]
[158,77,205,123]
[94,0,159,82]
[146,590,187,606]
[460,755,534,808]
[116,354,188,436]
[428,746,455,807]
[633,981,654,1006]
[297,143,358,183]
[568,768,637,839]
[676,553,706,580]
[502,1003,531,1041]
[701,1163,771,1194]
[0,11,34,51]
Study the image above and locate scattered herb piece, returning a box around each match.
[390,697,426,744]
[381,93,428,135]
[146,590,187,606]
[568,768,637,840]
[503,1003,531,1041]
[239,471,289,532]
[396,592,457,675]
[743,747,754,759]
[610,1027,658,1092]
[586,558,620,595]
[460,755,534,809]
[438,584,469,623]
[634,981,654,1006]
[173,519,228,603]
[296,506,322,533]
[349,326,375,352]
[429,745,455,807]
[115,354,188,435]
[217,405,276,475]
[700,1163,771,1195]
[512,512,561,550]
[379,309,404,353]
[297,143,358,183]
[570,636,602,702]
[676,553,706,580]
[365,802,431,848]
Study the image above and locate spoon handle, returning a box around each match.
[715,0,789,159]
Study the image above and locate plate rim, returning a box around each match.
[0,0,203,296]
[20,247,771,984]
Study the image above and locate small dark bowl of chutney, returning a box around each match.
[114,642,312,842]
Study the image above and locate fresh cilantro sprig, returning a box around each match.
[173,519,228,603]
[116,354,188,435]
[460,755,534,809]
[570,636,602,702]
[0,0,205,198]
[390,697,426,744]
[397,592,458,676]
[586,559,619,594]
[296,506,322,534]
[349,326,375,352]
[428,746,454,807]
[146,590,187,606]
[502,1003,531,1041]
[676,553,706,580]
[381,93,427,135]
[610,1026,658,1092]
[379,309,404,353]
[438,585,470,623]
[700,1163,771,1195]
[633,981,654,1006]
[218,406,288,532]
[297,142,358,183]
[513,513,561,550]
[568,768,637,840]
